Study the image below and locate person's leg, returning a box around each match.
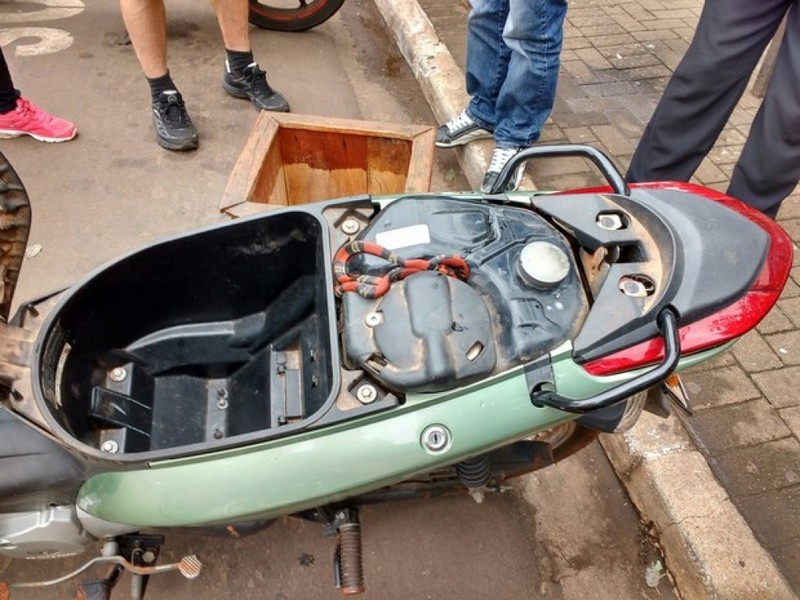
[464,0,510,131]
[434,0,504,147]
[0,48,19,113]
[627,0,789,184]
[481,0,567,193]
[728,2,800,218]
[119,0,177,103]
[491,0,567,148]
[119,0,198,150]
[213,0,290,112]
[119,0,169,78]
[212,0,249,52]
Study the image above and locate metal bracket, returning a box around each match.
[531,308,681,414]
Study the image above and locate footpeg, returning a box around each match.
[336,519,364,595]
[321,508,365,595]
[297,507,366,595]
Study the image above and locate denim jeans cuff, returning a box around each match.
[465,108,494,133]
[495,141,528,150]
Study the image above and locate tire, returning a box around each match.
[248,0,346,32]
[529,421,599,463]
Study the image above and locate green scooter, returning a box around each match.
[0,146,791,598]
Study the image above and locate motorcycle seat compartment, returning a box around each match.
[34,209,338,457]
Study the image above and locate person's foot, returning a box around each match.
[222,62,290,112]
[0,97,76,142]
[152,91,198,151]
[435,110,492,148]
[481,147,526,194]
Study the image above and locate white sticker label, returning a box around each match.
[375,224,431,250]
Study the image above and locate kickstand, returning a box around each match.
[116,534,163,600]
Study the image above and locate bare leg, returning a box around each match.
[214,0,290,112]
[119,0,169,78]
[211,0,250,52]
[120,0,197,150]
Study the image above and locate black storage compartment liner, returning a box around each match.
[36,211,334,455]
[0,407,84,511]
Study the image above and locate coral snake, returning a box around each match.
[333,240,470,299]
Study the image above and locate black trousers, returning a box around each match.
[627,0,800,218]
[0,47,19,113]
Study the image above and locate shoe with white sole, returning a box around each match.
[481,146,526,193]
[0,97,76,143]
[435,110,493,148]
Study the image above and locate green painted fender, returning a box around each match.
[77,368,573,527]
[77,344,725,527]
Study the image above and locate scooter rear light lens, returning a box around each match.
[580,182,793,376]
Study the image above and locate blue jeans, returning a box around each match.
[465,0,567,149]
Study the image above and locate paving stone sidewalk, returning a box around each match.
[416,0,800,592]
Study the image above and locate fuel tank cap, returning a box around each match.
[517,241,570,289]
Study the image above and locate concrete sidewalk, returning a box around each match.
[374,0,799,597]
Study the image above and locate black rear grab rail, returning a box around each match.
[488,144,631,197]
[531,309,680,414]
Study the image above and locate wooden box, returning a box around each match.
[220,112,436,217]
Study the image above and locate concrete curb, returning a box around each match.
[601,413,795,599]
[373,2,796,598]
[371,0,488,190]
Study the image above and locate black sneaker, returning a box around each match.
[435,110,493,148]
[222,62,290,113]
[151,91,198,151]
[481,147,526,193]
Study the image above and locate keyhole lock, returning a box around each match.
[421,424,451,453]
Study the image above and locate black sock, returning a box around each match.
[226,49,254,75]
[147,72,178,104]
[0,49,20,113]
[0,88,19,114]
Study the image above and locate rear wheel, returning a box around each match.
[248,0,345,31]
[531,390,648,463]
[530,421,599,463]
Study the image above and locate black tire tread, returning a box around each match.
[248,0,345,31]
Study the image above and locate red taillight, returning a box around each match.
[580,182,793,376]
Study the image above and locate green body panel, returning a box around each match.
[77,343,729,528]
[78,368,572,527]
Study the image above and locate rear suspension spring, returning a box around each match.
[455,455,492,489]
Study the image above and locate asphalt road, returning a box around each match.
[0,1,676,598]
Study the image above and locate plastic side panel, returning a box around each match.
[0,407,85,512]
[76,371,572,527]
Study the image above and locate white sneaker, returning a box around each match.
[435,110,493,148]
[481,147,526,193]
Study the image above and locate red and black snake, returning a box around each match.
[333,240,470,299]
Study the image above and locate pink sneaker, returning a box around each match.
[0,97,77,142]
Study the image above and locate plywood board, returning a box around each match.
[221,113,435,215]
